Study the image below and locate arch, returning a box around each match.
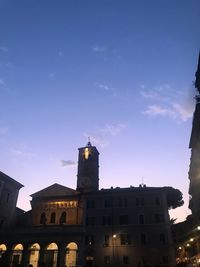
[65,242,78,267]
[44,243,58,267]
[28,243,40,267]
[12,243,23,267]
[50,212,56,223]
[0,244,7,258]
[60,211,67,224]
[40,212,46,225]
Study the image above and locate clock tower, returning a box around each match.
[76,141,99,192]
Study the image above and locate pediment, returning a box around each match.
[31,183,78,198]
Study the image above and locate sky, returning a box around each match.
[0,0,200,222]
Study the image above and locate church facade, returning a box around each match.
[0,142,179,267]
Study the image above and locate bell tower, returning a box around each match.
[76,141,99,192]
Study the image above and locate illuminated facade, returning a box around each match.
[0,142,179,267]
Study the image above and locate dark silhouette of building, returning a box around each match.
[0,142,181,267]
[172,53,200,267]
[189,52,200,223]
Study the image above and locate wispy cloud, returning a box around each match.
[60,160,76,167]
[92,45,106,53]
[141,84,195,122]
[142,105,175,118]
[0,46,8,53]
[84,122,127,148]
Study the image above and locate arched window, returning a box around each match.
[44,243,58,267]
[40,212,46,225]
[28,243,40,267]
[60,212,66,224]
[50,212,56,224]
[65,242,78,267]
[12,244,23,267]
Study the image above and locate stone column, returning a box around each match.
[38,243,46,267]
[57,242,66,267]
[21,243,30,267]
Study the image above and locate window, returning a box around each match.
[140,234,146,245]
[40,212,46,225]
[102,216,112,225]
[118,198,128,207]
[139,214,144,225]
[104,235,109,246]
[123,256,129,264]
[155,214,164,224]
[105,199,112,208]
[160,234,166,244]
[136,197,144,206]
[155,196,161,206]
[119,215,128,225]
[50,212,56,223]
[86,217,95,226]
[86,199,95,208]
[6,192,10,203]
[85,235,94,245]
[104,256,111,264]
[60,212,66,224]
[120,234,131,245]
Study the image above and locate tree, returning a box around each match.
[164,187,184,210]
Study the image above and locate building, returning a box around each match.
[189,52,200,223]
[0,171,23,231]
[0,142,182,267]
[172,53,200,267]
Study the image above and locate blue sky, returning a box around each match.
[0,0,199,222]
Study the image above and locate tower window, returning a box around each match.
[60,212,66,224]
[50,212,56,224]
[40,212,46,225]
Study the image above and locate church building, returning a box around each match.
[0,141,181,267]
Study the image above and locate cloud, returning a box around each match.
[92,45,106,53]
[0,46,8,53]
[102,123,127,136]
[83,122,127,148]
[142,105,175,118]
[60,160,77,167]
[141,84,195,122]
[95,82,115,92]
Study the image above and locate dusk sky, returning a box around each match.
[0,0,200,222]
